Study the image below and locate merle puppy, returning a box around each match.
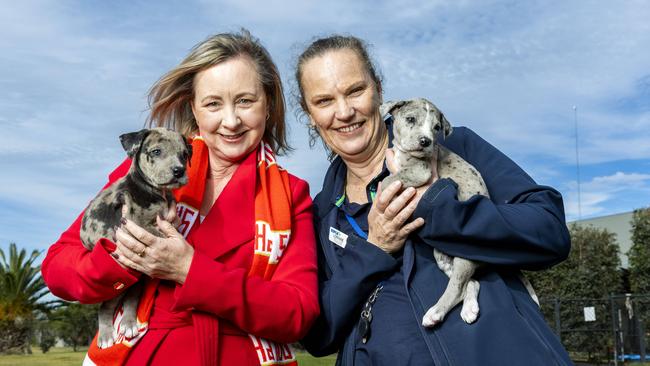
[381,98,539,328]
[80,127,191,348]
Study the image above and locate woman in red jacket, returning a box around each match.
[42,30,319,366]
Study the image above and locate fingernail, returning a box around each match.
[120,217,127,225]
[113,226,119,232]
[111,253,119,259]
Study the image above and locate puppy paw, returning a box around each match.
[422,306,446,327]
[460,298,480,324]
[119,318,140,339]
[97,332,115,349]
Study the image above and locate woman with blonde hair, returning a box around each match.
[42,30,319,365]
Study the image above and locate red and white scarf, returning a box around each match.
[84,137,297,366]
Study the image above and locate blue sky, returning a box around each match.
[1,0,649,258]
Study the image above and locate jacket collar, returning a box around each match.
[190,150,257,259]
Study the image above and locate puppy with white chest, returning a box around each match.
[381,98,538,327]
[80,127,191,348]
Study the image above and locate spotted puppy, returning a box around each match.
[381,98,538,328]
[80,127,191,348]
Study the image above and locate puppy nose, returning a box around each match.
[419,137,432,147]
[172,167,185,178]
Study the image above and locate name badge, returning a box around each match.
[329,227,348,248]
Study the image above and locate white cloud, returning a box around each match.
[564,172,650,220]
[1,0,649,253]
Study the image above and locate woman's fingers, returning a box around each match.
[156,215,180,238]
[384,187,416,219]
[114,227,146,256]
[392,191,420,225]
[121,218,157,246]
[163,202,181,228]
[375,180,402,212]
[113,246,145,272]
[385,148,399,174]
[400,217,425,236]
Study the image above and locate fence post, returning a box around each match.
[554,298,562,342]
[611,294,619,366]
[640,319,646,363]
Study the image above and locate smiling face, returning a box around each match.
[300,49,385,162]
[191,56,267,165]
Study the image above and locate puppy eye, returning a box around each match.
[433,125,441,131]
[406,116,416,124]
[150,149,161,156]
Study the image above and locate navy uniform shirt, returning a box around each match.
[333,164,433,365]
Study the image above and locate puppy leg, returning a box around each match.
[423,257,477,327]
[518,273,540,306]
[97,293,125,348]
[460,279,480,324]
[433,249,453,277]
[118,281,143,338]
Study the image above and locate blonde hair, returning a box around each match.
[147,29,290,154]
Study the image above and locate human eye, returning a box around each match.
[314,97,333,107]
[349,86,365,97]
[237,98,254,105]
[205,100,221,108]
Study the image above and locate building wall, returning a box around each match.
[570,211,634,268]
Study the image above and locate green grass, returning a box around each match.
[0,347,337,365]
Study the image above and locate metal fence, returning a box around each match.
[538,294,650,365]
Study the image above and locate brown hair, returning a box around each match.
[147,29,290,154]
[294,35,383,150]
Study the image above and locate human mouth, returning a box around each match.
[218,131,246,141]
[336,121,364,133]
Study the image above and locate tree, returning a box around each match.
[628,207,650,329]
[527,224,622,362]
[0,243,59,353]
[49,303,98,351]
[629,207,650,294]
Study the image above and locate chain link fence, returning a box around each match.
[539,294,650,365]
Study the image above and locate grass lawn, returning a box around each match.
[0,347,337,365]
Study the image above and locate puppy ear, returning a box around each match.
[380,100,406,117]
[119,129,150,158]
[439,112,453,139]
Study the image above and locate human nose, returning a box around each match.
[220,105,240,129]
[334,99,354,121]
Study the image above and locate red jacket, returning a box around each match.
[42,151,320,365]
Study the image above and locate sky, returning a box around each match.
[1,0,649,259]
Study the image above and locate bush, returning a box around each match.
[527,224,622,362]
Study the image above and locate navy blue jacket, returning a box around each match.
[301,125,573,365]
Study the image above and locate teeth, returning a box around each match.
[220,132,244,140]
[337,123,362,133]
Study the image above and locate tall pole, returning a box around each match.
[573,105,582,221]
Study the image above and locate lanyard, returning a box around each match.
[345,213,368,240]
[336,188,376,240]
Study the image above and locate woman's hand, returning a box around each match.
[113,214,194,284]
[367,180,425,254]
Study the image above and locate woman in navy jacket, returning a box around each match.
[296,35,573,365]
